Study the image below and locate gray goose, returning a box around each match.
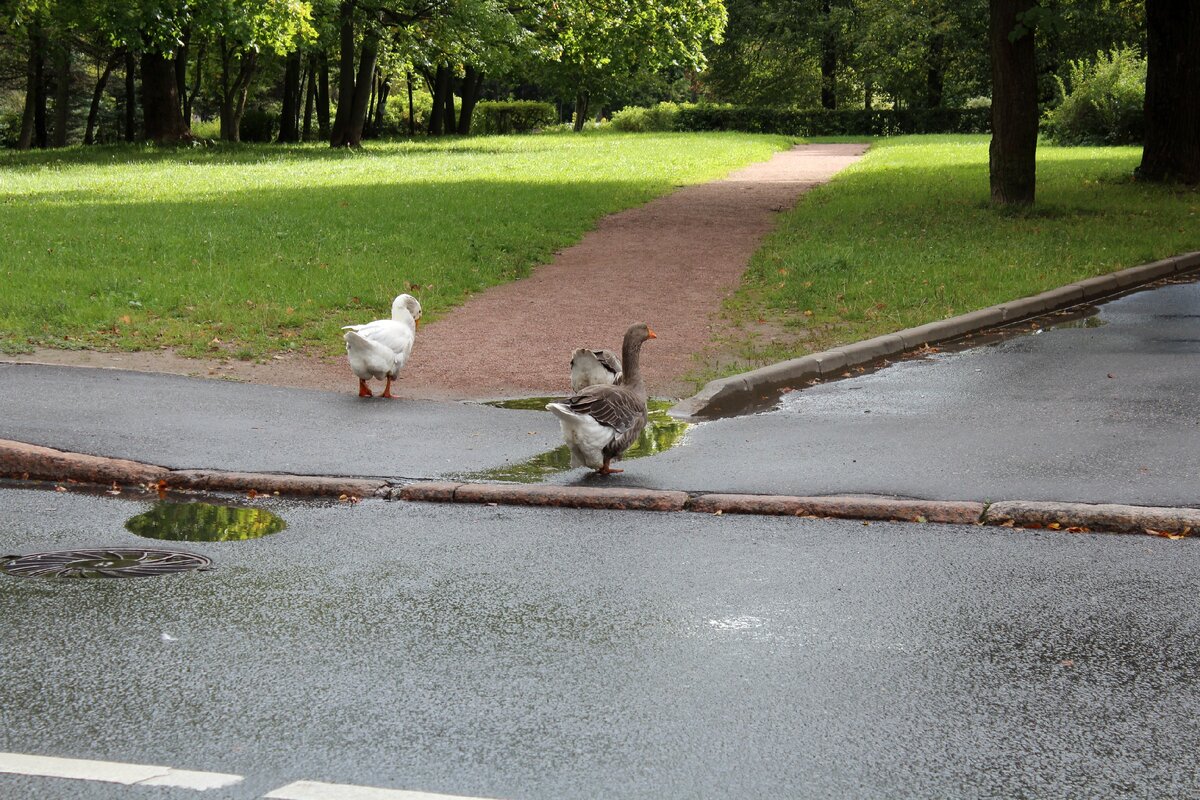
[546,323,656,474]
[569,347,622,391]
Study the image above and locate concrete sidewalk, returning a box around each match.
[2,272,1199,534]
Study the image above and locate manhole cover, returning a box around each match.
[0,549,212,579]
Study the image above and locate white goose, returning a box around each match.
[342,294,421,398]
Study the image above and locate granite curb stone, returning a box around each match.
[985,500,1200,536]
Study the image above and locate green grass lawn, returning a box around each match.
[0,131,791,358]
[718,134,1200,375]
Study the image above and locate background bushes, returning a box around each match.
[1042,47,1145,146]
[472,101,556,134]
[672,106,991,136]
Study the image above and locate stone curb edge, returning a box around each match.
[3,439,1197,538]
[671,251,1200,419]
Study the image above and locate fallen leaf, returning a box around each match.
[1107,373,1115,379]
[247,488,259,499]
[712,509,723,516]
[1060,659,1075,668]
[54,485,67,492]
[1048,522,1062,530]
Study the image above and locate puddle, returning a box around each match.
[461,398,692,482]
[125,501,286,542]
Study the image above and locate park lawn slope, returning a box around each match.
[719,134,1200,374]
[0,132,791,358]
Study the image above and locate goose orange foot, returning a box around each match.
[381,376,399,399]
[597,459,623,475]
[358,380,373,398]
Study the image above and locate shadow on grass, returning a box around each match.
[0,137,560,171]
[0,175,664,355]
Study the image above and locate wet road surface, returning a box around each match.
[2,485,1200,798]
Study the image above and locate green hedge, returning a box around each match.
[473,101,557,135]
[674,106,991,136]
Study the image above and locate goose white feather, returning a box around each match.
[342,293,421,398]
[545,402,617,469]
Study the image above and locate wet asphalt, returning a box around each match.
[3,276,1199,506]
[2,485,1200,799]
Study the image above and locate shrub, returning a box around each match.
[239,106,279,142]
[381,88,435,135]
[674,105,990,136]
[472,101,556,135]
[1043,46,1145,146]
[610,102,687,132]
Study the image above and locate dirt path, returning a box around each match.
[7,143,868,399]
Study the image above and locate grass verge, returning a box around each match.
[710,134,1200,379]
[0,132,791,358]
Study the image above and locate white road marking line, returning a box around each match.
[264,779,503,800]
[0,751,243,791]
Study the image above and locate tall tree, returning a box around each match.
[989,0,1038,205]
[1138,0,1199,183]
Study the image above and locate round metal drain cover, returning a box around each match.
[0,549,212,579]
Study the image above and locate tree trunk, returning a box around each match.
[279,49,302,142]
[124,49,137,142]
[303,56,317,140]
[175,28,189,121]
[573,90,589,132]
[457,64,483,135]
[988,0,1038,205]
[820,0,837,110]
[925,32,945,109]
[34,33,48,147]
[1139,0,1200,184]
[185,40,204,124]
[85,50,121,145]
[17,24,42,150]
[142,49,192,143]
[372,73,391,135]
[339,31,380,146]
[364,69,378,137]
[441,64,456,134]
[317,52,331,140]
[864,79,873,112]
[52,43,71,147]
[330,0,359,146]
[406,71,415,136]
[427,65,448,135]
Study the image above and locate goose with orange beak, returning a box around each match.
[546,323,656,474]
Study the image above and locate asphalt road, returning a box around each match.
[2,277,1198,506]
[2,485,1199,799]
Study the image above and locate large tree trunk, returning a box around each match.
[1139,0,1200,184]
[988,0,1038,205]
[52,43,71,147]
[303,56,317,140]
[457,64,483,135]
[279,49,302,143]
[925,31,946,109]
[427,64,448,135]
[85,50,121,145]
[820,0,837,110]
[330,1,359,146]
[17,24,42,150]
[316,52,331,140]
[142,49,191,143]
[572,90,589,132]
[124,49,137,142]
[336,31,380,146]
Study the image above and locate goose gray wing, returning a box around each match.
[563,385,645,434]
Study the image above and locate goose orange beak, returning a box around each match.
[648,327,657,339]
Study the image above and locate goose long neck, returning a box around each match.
[621,333,647,397]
